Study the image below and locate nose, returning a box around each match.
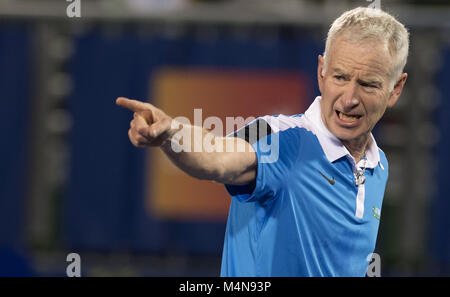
[341,82,360,112]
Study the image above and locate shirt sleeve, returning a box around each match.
[224,116,300,203]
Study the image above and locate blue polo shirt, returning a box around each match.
[221,96,388,277]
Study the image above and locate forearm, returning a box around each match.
[160,122,256,185]
[115,97,256,185]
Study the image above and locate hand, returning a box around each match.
[116,97,173,147]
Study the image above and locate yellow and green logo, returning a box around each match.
[372,206,381,220]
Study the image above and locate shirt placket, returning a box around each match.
[347,156,367,219]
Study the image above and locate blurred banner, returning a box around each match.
[64,27,319,254]
[149,68,309,221]
[433,44,450,274]
[0,24,33,275]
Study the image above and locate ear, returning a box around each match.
[317,55,325,94]
[387,73,408,108]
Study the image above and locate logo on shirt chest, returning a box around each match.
[317,170,335,185]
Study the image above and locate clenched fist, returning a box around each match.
[116,97,174,147]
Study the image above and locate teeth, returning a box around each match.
[338,112,359,122]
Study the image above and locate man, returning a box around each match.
[116,7,409,276]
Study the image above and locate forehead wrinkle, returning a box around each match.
[328,38,393,80]
[330,53,389,82]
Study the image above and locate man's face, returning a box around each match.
[317,37,407,142]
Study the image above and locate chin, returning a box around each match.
[330,127,362,142]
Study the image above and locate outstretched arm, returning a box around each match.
[116,97,257,185]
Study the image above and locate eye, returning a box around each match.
[360,81,378,89]
[334,75,344,80]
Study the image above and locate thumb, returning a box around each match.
[148,117,173,139]
[137,109,155,126]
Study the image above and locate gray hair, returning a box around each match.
[322,7,409,90]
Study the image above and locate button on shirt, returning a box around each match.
[221,96,388,276]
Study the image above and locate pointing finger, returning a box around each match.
[116,97,150,112]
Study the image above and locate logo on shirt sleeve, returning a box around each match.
[372,206,381,220]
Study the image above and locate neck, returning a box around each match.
[341,134,371,164]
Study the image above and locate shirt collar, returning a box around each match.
[304,96,382,169]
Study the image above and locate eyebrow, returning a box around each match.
[332,68,382,87]
[332,68,351,79]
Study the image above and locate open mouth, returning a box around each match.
[335,110,362,123]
